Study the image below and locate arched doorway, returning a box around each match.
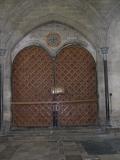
[11,45,98,128]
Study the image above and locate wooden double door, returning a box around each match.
[11,45,98,128]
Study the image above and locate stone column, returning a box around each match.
[0,49,6,133]
[100,47,110,123]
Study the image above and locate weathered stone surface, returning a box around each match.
[0,131,120,160]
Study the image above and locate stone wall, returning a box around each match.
[107,16,120,126]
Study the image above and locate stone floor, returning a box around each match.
[0,128,120,160]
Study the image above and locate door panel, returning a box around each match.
[12,46,53,127]
[58,102,97,126]
[55,45,97,126]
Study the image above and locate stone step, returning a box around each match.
[3,127,106,142]
[8,127,104,135]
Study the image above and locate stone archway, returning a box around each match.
[11,45,98,128]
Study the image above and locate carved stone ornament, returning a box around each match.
[46,32,61,47]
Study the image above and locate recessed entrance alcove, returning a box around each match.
[11,45,97,128]
[3,22,103,131]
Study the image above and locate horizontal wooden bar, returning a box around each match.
[11,99,97,105]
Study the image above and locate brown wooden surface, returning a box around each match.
[12,46,53,127]
[59,102,97,126]
[55,45,97,126]
[12,45,98,127]
[12,104,52,127]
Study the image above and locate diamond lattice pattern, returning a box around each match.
[12,45,97,127]
[12,46,53,127]
[55,46,97,126]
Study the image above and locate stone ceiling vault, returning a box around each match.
[0,0,120,52]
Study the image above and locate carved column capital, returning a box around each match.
[100,47,109,55]
[100,47,109,60]
[0,49,6,56]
